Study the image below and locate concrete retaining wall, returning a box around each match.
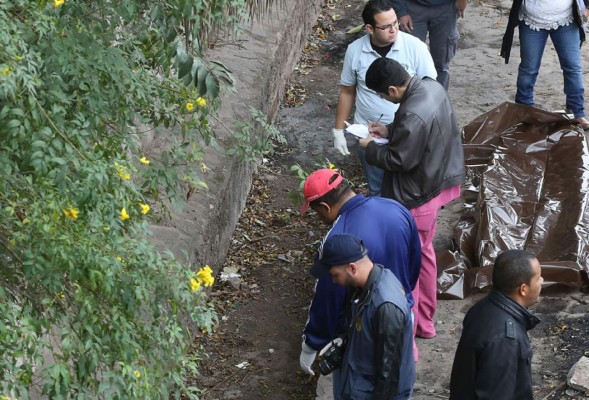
[149,0,323,273]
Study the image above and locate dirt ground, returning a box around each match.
[190,0,589,399]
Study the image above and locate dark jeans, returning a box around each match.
[407,0,458,91]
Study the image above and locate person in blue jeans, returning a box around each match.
[501,0,589,129]
[392,0,468,91]
[332,0,436,197]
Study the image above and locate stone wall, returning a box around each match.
[148,0,323,273]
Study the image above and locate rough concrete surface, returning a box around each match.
[144,0,323,272]
[567,356,589,392]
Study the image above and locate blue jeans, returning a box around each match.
[408,1,458,91]
[355,145,384,197]
[516,21,586,118]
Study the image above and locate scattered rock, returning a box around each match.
[567,356,589,392]
[277,254,292,263]
[223,389,243,399]
[290,250,304,258]
[220,266,242,290]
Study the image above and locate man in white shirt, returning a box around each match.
[332,0,436,197]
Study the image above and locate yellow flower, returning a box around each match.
[1,67,11,76]
[62,207,79,220]
[133,370,141,378]
[116,256,126,263]
[196,265,215,287]
[114,162,131,180]
[53,0,64,8]
[139,156,150,165]
[57,292,65,300]
[196,97,207,107]
[119,208,129,221]
[185,102,194,111]
[139,203,150,215]
[189,278,201,292]
[328,163,337,171]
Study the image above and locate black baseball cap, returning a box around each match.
[310,233,368,278]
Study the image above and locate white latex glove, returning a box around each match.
[319,337,344,356]
[300,342,317,376]
[333,128,350,156]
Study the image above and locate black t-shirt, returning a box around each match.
[371,42,393,58]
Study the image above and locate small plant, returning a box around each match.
[289,159,340,208]
[227,107,287,161]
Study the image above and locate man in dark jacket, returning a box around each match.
[311,233,415,399]
[298,169,422,375]
[449,249,543,399]
[359,57,465,341]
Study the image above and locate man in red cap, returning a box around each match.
[298,168,422,376]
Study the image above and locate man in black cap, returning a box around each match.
[311,233,415,400]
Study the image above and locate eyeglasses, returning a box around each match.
[373,20,399,31]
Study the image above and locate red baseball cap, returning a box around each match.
[300,169,343,214]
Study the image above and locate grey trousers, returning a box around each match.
[407,1,459,90]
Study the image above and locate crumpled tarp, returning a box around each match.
[438,102,589,299]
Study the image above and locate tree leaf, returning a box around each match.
[205,73,219,99]
[177,55,193,79]
[195,65,208,96]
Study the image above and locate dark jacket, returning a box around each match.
[365,76,465,209]
[449,290,541,400]
[501,0,588,64]
[302,195,421,351]
[333,265,415,400]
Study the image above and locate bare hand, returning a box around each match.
[400,15,413,33]
[368,122,389,138]
[358,136,373,148]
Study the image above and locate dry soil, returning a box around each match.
[190,0,589,399]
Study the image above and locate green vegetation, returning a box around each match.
[0,0,282,398]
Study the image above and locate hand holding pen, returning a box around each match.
[368,113,388,139]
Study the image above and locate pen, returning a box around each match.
[374,113,383,125]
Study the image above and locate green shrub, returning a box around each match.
[0,0,261,398]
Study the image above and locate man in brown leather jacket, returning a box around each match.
[358,57,464,342]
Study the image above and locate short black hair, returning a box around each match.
[365,58,411,94]
[310,178,352,209]
[492,250,537,294]
[362,0,395,27]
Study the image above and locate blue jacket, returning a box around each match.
[334,265,415,399]
[303,194,421,350]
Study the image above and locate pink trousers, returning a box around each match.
[411,207,439,339]
[411,186,461,345]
